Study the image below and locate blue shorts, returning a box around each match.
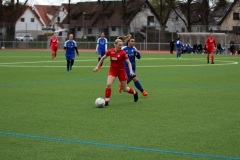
[66,54,75,60]
[97,50,106,56]
[125,67,136,79]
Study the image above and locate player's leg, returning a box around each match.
[55,48,57,58]
[132,76,148,96]
[211,52,214,64]
[210,47,214,64]
[97,50,102,68]
[51,49,55,59]
[105,75,116,106]
[66,59,71,73]
[119,72,138,102]
[119,67,130,93]
[70,58,74,70]
[100,51,106,67]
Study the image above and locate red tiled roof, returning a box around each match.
[34,5,60,25]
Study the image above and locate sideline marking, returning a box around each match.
[0,131,239,160]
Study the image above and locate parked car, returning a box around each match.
[15,34,34,41]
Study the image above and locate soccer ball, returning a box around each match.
[95,97,105,108]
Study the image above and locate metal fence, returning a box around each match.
[1,41,240,55]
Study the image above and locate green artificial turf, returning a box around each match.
[0,50,239,160]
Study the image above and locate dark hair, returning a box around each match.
[177,37,180,40]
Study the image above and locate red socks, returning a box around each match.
[105,88,111,99]
[128,87,135,94]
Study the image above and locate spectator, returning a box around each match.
[197,43,203,53]
[216,43,223,54]
[235,49,240,55]
[193,42,198,53]
[170,39,175,54]
[230,40,235,55]
[182,44,187,53]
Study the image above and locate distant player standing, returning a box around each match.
[176,37,182,58]
[93,38,138,106]
[50,34,58,59]
[205,33,216,64]
[64,34,79,73]
[118,37,148,97]
[96,32,107,68]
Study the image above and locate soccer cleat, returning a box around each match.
[118,84,122,93]
[67,71,70,73]
[142,91,148,96]
[211,61,214,64]
[134,91,138,102]
[105,101,109,106]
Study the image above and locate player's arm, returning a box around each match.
[135,48,141,59]
[96,38,99,53]
[125,59,134,76]
[93,54,107,72]
[205,38,208,48]
[75,47,79,56]
[64,41,67,51]
[105,38,108,51]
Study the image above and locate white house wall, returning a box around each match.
[166,10,187,33]
[15,8,44,39]
[130,6,160,32]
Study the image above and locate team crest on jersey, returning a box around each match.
[117,54,120,57]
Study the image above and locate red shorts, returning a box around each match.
[108,70,128,81]
[51,47,58,52]
[206,47,214,54]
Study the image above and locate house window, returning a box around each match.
[233,12,239,20]
[62,8,64,11]
[77,26,81,31]
[57,17,60,22]
[31,18,34,22]
[112,26,116,31]
[20,18,25,22]
[88,28,92,34]
[147,16,154,25]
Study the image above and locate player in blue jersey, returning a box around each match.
[176,37,182,58]
[118,36,148,97]
[64,34,79,73]
[96,32,107,68]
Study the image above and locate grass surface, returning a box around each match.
[0,50,240,160]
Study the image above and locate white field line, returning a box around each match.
[0,58,238,68]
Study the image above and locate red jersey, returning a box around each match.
[106,48,128,73]
[50,37,58,47]
[205,37,216,48]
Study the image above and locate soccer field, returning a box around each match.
[0,50,240,160]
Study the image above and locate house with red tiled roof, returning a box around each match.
[48,3,75,35]
[61,0,160,40]
[32,5,60,31]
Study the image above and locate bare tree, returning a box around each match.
[149,0,175,42]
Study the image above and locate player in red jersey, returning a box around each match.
[50,34,58,59]
[93,38,138,106]
[205,33,216,64]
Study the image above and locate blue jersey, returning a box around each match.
[96,38,107,53]
[176,40,182,51]
[122,46,141,71]
[64,40,77,59]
